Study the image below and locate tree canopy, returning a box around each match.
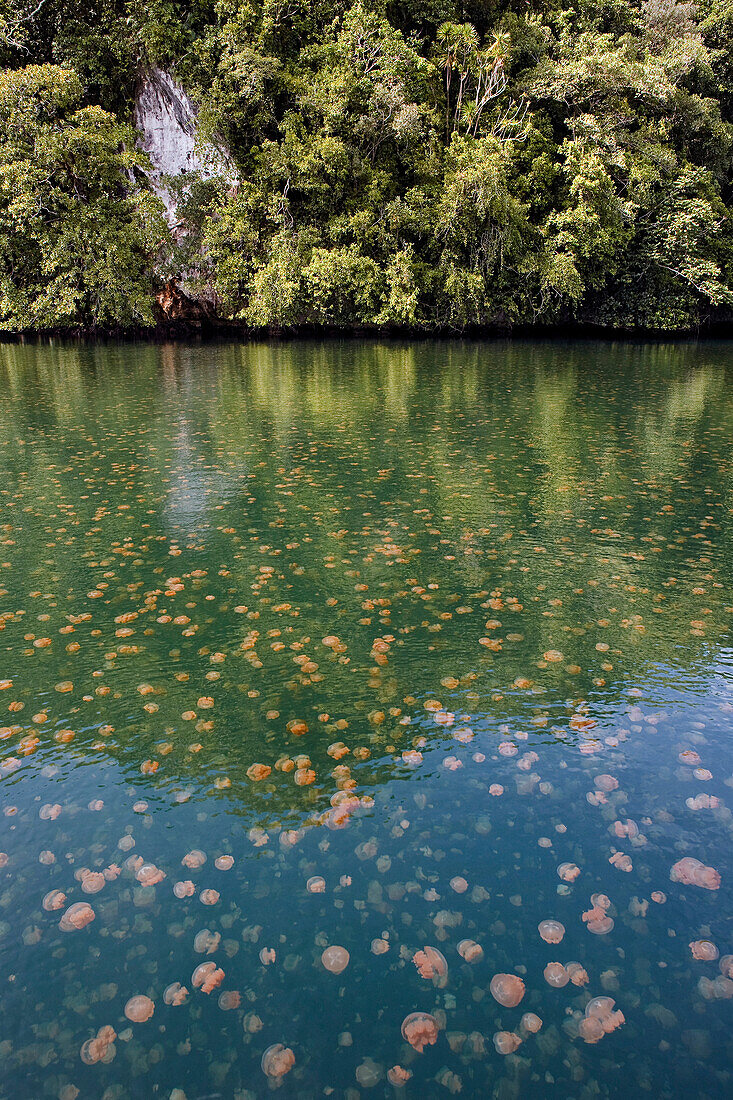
[1,0,733,332]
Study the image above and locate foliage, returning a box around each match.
[1,0,733,331]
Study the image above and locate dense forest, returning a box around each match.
[1,0,733,333]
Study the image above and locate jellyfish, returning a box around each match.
[690,940,719,961]
[520,1013,542,1034]
[192,962,225,993]
[59,903,95,931]
[413,946,448,982]
[124,995,154,1023]
[261,1043,295,1078]
[538,920,565,944]
[387,1065,412,1087]
[163,983,188,1006]
[307,876,326,893]
[181,850,206,869]
[557,862,580,882]
[173,880,195,898]
[401,1012,439,1052]
[215,855,234,870]
[194,929,220,955]
[544,962,569,987]
[493,1031,522,1054]
[218,990,241,1010]
[490,973,525,1008]
[670,858,721,890]
[199,889,220,905]
[457,939,483,963]
[322,946,350,974]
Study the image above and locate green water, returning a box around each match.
[0,339,732,1099]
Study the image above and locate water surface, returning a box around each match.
[0,340,732,1099]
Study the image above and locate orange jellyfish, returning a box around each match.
[690,940,719,961]
[124,995,154,1023]
[544,962,569,987]
[387,1065,412,1086]
[538,920,565,944]
[59,902,95,931]
[493,1031,522,1054]
[490,973,525,1008]
[521,1013,542,1033]
[413,946,448,982]
[192,962,225,993]
[401,1012,439,1052]
[457,939,483,963]
[322,946,350,974]
[261,1043,295,1078]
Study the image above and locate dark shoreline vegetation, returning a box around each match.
[2,0,733,336]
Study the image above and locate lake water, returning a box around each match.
[0,339,732,1100]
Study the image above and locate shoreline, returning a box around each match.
[2,318,733,345]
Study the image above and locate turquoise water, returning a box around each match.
[0,339,732,1099]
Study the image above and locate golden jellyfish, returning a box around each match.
[651,890,667,903]
[557,862,581,882]
[565,962,589,986]
[690,940,719,961]
[322,946,350,974]
[136,863,166,887]
[493,1031,522,1054]
[585,996,625,1035]
[450,876,468,893]
[307,876,326,893]
[192,962,225,993]
[200,889,220,905]
[670,857,721,890]
[521,1013,542,1033]
[181,850,206,869]
[413,946,448,982]
[538,920,565,944]
[457,939,483,963]
[163,983,188,1006]
[594,774,619,792]
[218,990,241,1010]
[544,962,569,987]
[719,956,733,979]
[246,763,271,781]
[401,1012,439,1053]
[42,890,66,911]
[59,902,95,931]
[372,938,389,955]
[194,929,220,954]
[261,1043,295,1078]
[578,1015,605,1044]
[215,855,234,870]
[124,995,154,1023]
[490,973,525,1008]
[387,1065,412,1087]
[259,947,276,965]
[174,880,195,898]
[80,870,106,894]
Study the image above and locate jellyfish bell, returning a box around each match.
[307,876,326,893]
[322,945,350,974]
[401,1012,439,1052]
[565,962,590,986]
[163,983,188,1006]
[520,1013,542,1034]
[493,1031,522,1054]
[124,995,154,1023]
[544,962,569,987]
[192,962,225,993]
[457,939,483,963]
[578,1016,605,1044]
[181,849,206,869]
[59,902,95,932]
[450,876,468,893]
[413,946,448,982]
[173,880,195,898]
[557,862,580,882]
[218,990,241,1010]
[490,973,525,1008]
[194,929,220,954]
[261,1043,295,1078]
[690,940,719,961]
[215,855,234,870]
[387,1065,412,1087]
[538,920,565,944]
[42,890,66,911]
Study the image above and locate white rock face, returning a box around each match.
[134,68,235,223]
